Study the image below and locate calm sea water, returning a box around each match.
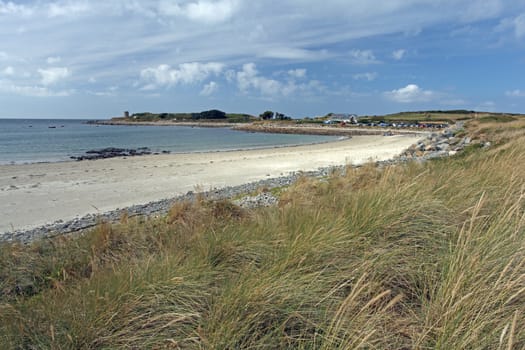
[0,119,339,164]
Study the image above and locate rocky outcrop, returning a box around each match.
[70,147,170,161]
[396,123,486,161]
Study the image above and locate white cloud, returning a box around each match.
[259,47,327,60]
[140,62,224,88]
[235,63,322,97]
[46,56,61,64]
[384,84,435,103]
[89,85,118,97]
[89,91,112,96]
[158,0,239,23]
[224,69,236,82]
[236,63,281,96]
[506,89,525,97]
[246,24,266,42]
[0,51,7,60]
[200,81,218,95]
[496,12,525,39]
[47,1,90,18]
[0,1,94,19]
[0,1,32,16]
[288,68,306,79]
[461,0,502,22]
[2,66,14,76]
[353,72,378,81]
[0,80,72,97]
[38,67,71,85]
[349,50,379,64]
[392,49,406,60]
[514,13,525,38]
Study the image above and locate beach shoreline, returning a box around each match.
[0,134,423,239]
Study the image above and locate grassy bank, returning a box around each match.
[1,119,525,349]
[365,110,523,123]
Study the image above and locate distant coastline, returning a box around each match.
[89,119,235,128]
[95,108,485,137]
[91,118,428,137]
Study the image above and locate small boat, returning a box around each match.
[48,126,56,129]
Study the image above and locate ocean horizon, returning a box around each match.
[0,118,339,165]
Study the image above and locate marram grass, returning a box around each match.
[1,123,525,349]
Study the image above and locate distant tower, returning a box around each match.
[124,111,130,118]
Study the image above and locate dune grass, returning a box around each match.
[1,121,525,349]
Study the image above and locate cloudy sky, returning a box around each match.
[1,0,525,118]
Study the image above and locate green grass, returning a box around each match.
[363,111,524,124]
[477,114,517,123]
[365,111,473,122]
[123,111,256,123]
[225,113,256,123]
[2,122,525,348]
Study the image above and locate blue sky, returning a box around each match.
[1,0,525,118]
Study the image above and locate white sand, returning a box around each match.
[0,135,422,233]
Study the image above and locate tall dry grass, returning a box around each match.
[1,122,525,349]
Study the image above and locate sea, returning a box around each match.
[0,119,339,165]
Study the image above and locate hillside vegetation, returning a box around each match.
[2,118,525,349]
[119,110,256,123]
[361,110,523,123]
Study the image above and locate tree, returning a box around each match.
[274,112,291,120]
[192,109,227,120]
[259,110,274,120]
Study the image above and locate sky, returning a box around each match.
[1,0,525,119]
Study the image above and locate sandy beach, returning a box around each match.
[0,135,422,234]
